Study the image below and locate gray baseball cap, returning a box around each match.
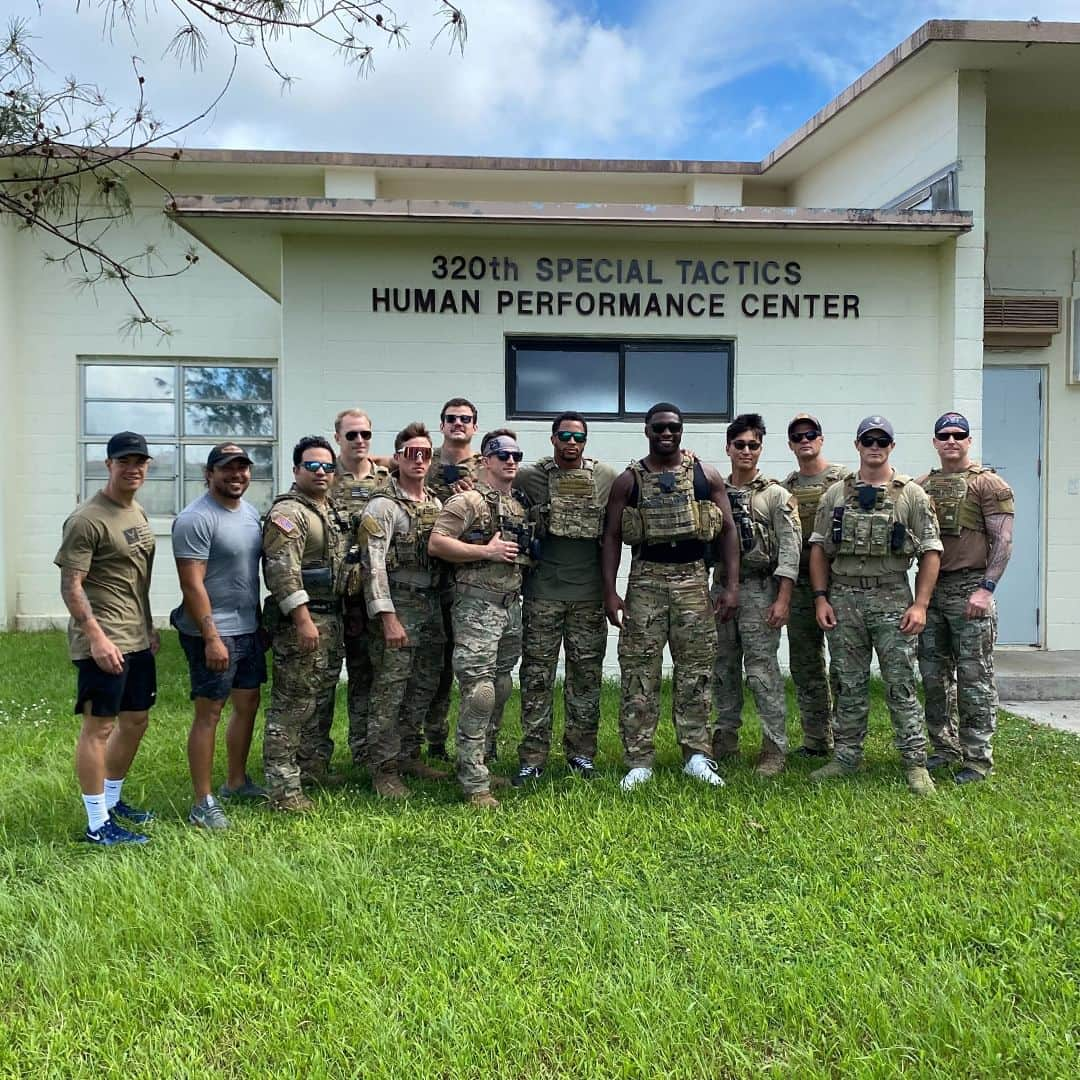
[856,415,895,440]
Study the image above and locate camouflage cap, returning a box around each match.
[787,413,823,435]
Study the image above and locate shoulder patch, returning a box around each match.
[359,513,384,539]
[270,514,297,535]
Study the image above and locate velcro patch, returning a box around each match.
[359,514,384,539]
[270,514,296,534]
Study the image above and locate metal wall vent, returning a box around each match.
[984,295,1061,347]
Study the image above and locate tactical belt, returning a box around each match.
[389,570,439,594]
[455,582,520,608]
[831,572,907,588]
[305,599,340,614]
[939,566,986,578]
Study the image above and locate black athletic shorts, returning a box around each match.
[74,648,157,717]
[178,630,267,702]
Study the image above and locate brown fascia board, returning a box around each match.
[167,194,972,232]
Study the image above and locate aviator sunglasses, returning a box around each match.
[858,435,892,448]
[398,446,433,462]
[555,431,587,444]
[300,460,335,473]
[790,430,821,443]
[344,429,373,441]
[936,431,969,441]
[650,422,683,435]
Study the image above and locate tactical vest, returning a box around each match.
[457,483,536,585]
[833,474,917,559]
[621,453,722,546]
[533,458,605,540]
[426,450,482,502]
[383,491,442,575]
[728,476,778,572]
[267,491,339,601]
[784,465,846,545]
[922,466,991,537]
[334,464,391,524]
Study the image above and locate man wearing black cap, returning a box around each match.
[56,431,159,845]
[172,443,268,829]
[807,416,943,795]
[783,413,846,756]
[917,412,1014,782]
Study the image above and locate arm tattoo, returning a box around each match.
[60,568,95,626]
[984,513,1014,583]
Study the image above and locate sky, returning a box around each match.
[12,0,1080,161]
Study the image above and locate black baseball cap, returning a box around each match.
[207,442,254,468]
[106,431,151,459]
[934,412,970,436]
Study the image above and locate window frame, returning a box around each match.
[505,336,735,422]
[77,356,278,518]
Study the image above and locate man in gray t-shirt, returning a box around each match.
[172,443,268,829]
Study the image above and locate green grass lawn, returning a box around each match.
[0,630,1077,1078]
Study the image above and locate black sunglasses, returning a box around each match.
[790,430,821,443]
[731,440,761,451]
[442,413,476,425]
[859,435,892,449]
[936,431,969,441]
[650,422,683,435]
[490,450,524,462]
[555,431,587,444]
[344,429,373,441]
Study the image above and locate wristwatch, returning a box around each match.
[979,578,997,593]
[811,590,829,599]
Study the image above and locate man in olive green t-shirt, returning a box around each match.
[513,412,616,785]
[55,431,160,845]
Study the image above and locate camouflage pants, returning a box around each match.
[518,597,607,767]
[452,594,522,795]
[618,560,715,768]
[712,574,788,753]
[918,569,998,774]
[422,590,454,748]
[367,587,446,771]
[341,599,374,766]
[264,611,344,799]
[787,576,837,751]
[829,579,927,769]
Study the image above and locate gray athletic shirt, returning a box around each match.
[171,492,263,636]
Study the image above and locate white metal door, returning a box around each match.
[981,366,1043,645]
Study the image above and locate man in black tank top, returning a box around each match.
[602,403,740,791]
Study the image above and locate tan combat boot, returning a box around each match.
[271,791,315,814]
[468,792,500,809]
[400,759,449,781]
[372,769,410,799]
[712,730,739,760]
[754,739,786,778]
[905,766,936,796]
[809,759,857,783]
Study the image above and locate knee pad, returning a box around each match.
[462,680,496,717]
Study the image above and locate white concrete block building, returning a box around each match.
[3,18,1079,658]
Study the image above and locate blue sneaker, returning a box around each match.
[84,819,149,846]
[110,799,155,825]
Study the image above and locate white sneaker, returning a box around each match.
[683,753,725,787]
[620,767,654,792]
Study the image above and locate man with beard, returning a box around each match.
[602,403,739,791]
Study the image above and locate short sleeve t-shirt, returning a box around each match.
[917,468,1015,572]
[54,491,156,660]
[171,492,263,635]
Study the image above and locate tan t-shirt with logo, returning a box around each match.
[54,491,156,660]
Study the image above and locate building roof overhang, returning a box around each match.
[168,196,971,301]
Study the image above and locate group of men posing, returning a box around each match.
[56,398,1014,844]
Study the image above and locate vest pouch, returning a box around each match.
[956,496,985,533]
[934,498,962,536]
[692,499,723,542]
[336,546,364,597]
[793,487,822,538]
[641,494,696,542]
[621,506,645,545]
[869,513,890,556]
[302,565,335,599]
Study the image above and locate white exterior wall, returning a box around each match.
[791,74,959,208]
[12,183,281,628]
[0,220,17,628]
[985,106,1080,650]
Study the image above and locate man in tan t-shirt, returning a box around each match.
[55,431,159,845]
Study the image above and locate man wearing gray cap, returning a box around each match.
[173,443,268,830]
[917,412,1014,782]
[807,416,943,795]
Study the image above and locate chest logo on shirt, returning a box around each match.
[123,524,153,548]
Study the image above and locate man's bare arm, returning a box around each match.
[175,559,216,638]
[601,471,633,627]
[704,463,739,620]
[60,567,123,673]
[984,513,1014,583]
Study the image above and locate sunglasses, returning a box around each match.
[731,440,761,452]
[489,450,524,463]
[790,430,821,443]
[300,460,335,473]
[650,422,683,435]
[859,435,892,449]
[442,413,476,425]
[555,431,587,444]
[936,431,969,441]
[344,429,373,441]
[398,446,433,462]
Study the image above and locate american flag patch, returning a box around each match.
[270,514,296,534]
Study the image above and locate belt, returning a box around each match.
[831,572,907,588]
[306,599,340,614]
[455,582,520,608]
[390,569,438,590]
[939,567,985,577]
[389,578,439,596]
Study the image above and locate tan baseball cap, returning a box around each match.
[787,413,822,435]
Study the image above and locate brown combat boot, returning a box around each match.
[754,739,786,778]
[372,768,410,799]
[300,767,348,789]
[467,792,500,809]
[271,791,315,814]
[487,774,511,790]
[400,759,449,781]
[712,730,738,760]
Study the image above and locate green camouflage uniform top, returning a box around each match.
[357,478,443,617]
[783,464,848,577]
[810,470,942,576]
[718,473,802,586]
[424,448,483,503]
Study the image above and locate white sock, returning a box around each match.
[104,777,124,810]
[83,793,109,831]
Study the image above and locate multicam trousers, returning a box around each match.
[422,590,455,749]
[918,568,998,775]
[367,587,446,771]
[787,577,837,752]
[518,597,607,767]
[618,559,715,768]
[712,573,789,753]
[452,593,522,795]
[343,598,374,765]
[829,576,927,769]
[264,611,344,799]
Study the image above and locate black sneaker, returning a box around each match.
[511,764,544,788]
[926,754,958,771]
[110,799,154,825]
[566,756,596,779]
[955,767,988,785]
